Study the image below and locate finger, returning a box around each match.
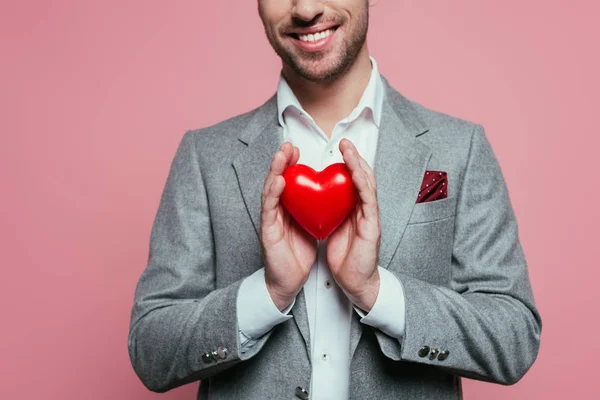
[349,165,377,209]
[263,142,294,198]
[263,150,286,198]
[339,138,376,192]
[291,146,300,165]
[262,142,295,227]
[358,156,377,193]
[353,173,379,222]
[273,142,294,174]
[261,175,285,226]
[280,141,294,166]
[340,140,379,221]
[339,139,361,173]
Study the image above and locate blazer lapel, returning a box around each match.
[348,75,432,361]
[232,94,283,238]
[375,75,432,269]
[232,95,312,360]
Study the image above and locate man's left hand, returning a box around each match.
[326,138,381,313]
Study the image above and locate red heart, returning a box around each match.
[281,163,358,240]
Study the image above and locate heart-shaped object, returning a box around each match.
[281,163,358,240]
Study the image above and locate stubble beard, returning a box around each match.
[264,6,369,84]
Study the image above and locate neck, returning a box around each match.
[281,45,372,138]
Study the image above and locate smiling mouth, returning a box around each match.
[288,26,339,43]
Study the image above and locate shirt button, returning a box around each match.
[295,386,309,400]
[329,150,333,156]
[321,353,328,361]
[324,280,332,288]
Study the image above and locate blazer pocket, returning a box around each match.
[408,195,457,224]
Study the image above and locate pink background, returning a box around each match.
[1,1,598,398]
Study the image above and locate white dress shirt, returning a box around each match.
[236,56,406,400]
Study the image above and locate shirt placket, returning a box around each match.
[311,238,351,400]
[310,124,351,400]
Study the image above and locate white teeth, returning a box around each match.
[298,28,333,43]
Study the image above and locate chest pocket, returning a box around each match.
[389,195,457,286]
[407,195,457,224]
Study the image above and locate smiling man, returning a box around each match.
[128,1,542,399]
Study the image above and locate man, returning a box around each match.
[128,0,542,399]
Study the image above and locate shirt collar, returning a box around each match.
[276,55,384,129]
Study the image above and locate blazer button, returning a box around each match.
[217,346,228,360]
[295,386,309,400]
[201,352,213,364]
[429,348,440,360]
[438,350,450,361]
[211,350,219,360]
[418,346,430,358]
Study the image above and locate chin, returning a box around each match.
[301,62,347,83]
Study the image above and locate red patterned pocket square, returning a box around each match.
[416,170,448,203]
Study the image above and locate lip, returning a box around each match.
[288,27,338,53]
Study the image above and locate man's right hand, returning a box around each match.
[260,142,317,311]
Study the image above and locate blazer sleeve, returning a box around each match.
[371,124,542,385]
[127,130,272,392]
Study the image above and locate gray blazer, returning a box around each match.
[128,75,542,399]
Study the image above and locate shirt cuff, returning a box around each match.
[237,267,295,339]
[353,266,406,339]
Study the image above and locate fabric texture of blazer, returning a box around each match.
[128,75,542,399]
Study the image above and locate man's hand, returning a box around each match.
[327,138,381,312]
[260,142,317,311]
